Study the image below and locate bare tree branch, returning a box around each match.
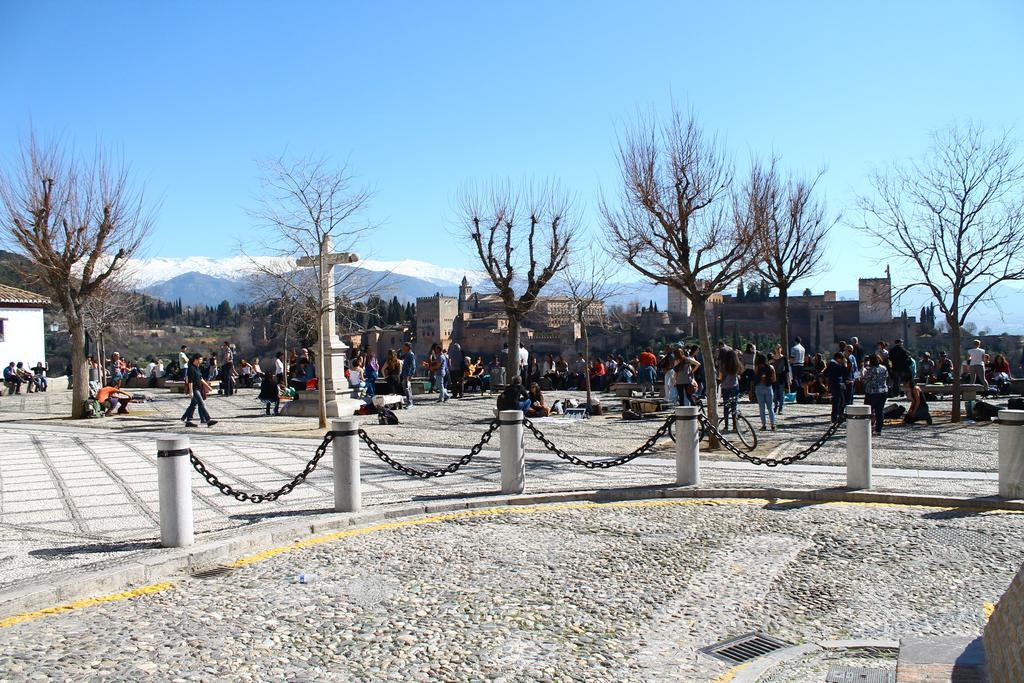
[855,122,1024,422]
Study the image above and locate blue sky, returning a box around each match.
[2,2,1023,294]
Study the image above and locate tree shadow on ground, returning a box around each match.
[229,507,335,523]
[29,540,160,558]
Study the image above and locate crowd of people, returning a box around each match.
[18,333,1020,430]
[2,361,48,394]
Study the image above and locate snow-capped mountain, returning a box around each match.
[124,256,488,289]
[127,255,492,306]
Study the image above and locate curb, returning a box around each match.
[2,485,1022,622]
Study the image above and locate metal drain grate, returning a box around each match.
[190,565,235,579]
[700,632,792,664]
[825,665,895,683]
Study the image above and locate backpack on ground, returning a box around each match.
[972,400,999,421]
[378,407,399,425]
[882,403,905,419]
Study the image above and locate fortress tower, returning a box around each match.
[858,271,892,324]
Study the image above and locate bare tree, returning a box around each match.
[0,134,152,418]
[602,107,760,442]
[857,123,1024,422]
[82,277,142,383]
[246,155,375,429]
[458,180,578,380]
[753,160,835,363]
[562,244,631,409]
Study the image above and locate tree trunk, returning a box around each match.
[950,322,962,423]
[69,318,89,419]
[317,328,328,429]
[692,299,719,449]
[506,316,521,383]
[317,249,328,430]
[778,286,790,387]
[581,313,592,406]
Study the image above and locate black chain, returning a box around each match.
[188,431,337,503]
[357,420,499,479]
[522,414,675,469]
[698,415,845,467]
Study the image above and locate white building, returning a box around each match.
[0,284,49,368]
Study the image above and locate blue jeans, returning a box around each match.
[364,370,378,397]
[755,384,775,428]
[774,380,787,414]
[435,372,449,401]
[722,387,739,430]
[182,388,211,423]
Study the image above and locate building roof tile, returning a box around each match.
[0,284,50,306]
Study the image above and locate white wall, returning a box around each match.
[0,307,46,368]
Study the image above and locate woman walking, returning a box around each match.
[862,354,889,435]
[754,352,777,431]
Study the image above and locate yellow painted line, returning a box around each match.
[711,661,750,682]
[0,582,174,630]
[4,496,1018,629]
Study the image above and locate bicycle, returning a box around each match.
[668,395,758,451]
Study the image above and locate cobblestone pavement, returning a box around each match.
[1,500,1020,682]
[0,386,1008,472]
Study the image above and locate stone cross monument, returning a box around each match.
[287,235,364,418]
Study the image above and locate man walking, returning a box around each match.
[400,342,416,408]
[182,354,218,428]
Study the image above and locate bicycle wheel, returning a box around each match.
[732,415,758,450]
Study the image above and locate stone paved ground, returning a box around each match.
[0,385,1009,471]
[0,418,1002,593]
[0,500,1020,682]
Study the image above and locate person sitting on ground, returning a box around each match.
[902,378,932,425]
[553,355,569,390]
[258,372,281,415]
[525,382,549,418]
[496,375,530,412]
[96,381,132,416]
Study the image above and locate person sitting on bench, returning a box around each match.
[902,378,933,426]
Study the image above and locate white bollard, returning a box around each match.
[998,410,1024,499]
[845,404,872,489]
[157,434,194,548]
[331,418,361,512]
[499,409,525,494]
[675,406,700,486]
